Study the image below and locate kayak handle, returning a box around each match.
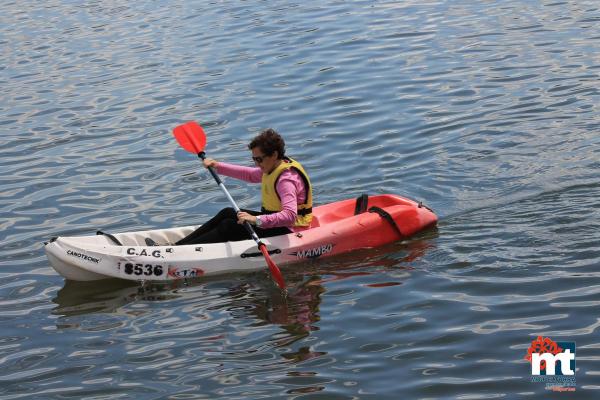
[241,248,282,258]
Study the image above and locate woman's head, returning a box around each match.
[248,128,285,160]
[248,129,286,173]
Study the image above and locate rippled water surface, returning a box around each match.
[2,1,600,398]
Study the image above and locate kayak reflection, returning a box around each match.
[52,236,436,336]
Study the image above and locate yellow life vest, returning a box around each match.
[261,157,313,227]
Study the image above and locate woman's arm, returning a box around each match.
[214,161,263,183]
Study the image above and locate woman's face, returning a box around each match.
[252,147,280,174]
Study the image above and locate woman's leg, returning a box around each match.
[176,207,293,245]
[254,226,292,238]
[176,207,238,245]
[197,222,291,243]
[189,217,247,244]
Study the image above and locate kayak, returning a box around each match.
[44,194,437,282]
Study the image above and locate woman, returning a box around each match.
[175,128,313,245]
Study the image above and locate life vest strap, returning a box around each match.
[261,206,312,216]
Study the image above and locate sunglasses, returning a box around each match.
[252,154,269,164]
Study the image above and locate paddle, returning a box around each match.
[172,121,286,290]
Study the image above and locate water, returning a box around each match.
[2,0,600,398]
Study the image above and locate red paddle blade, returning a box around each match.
[260,244,286,290]
[173,121,207,154]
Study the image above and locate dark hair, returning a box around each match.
[248,128,285,159]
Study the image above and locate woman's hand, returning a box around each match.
[203,158,218,169]
[237,211,258,225]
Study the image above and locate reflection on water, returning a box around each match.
[52,238,433,393]
[53,236,434,321]
[53,280,142,317]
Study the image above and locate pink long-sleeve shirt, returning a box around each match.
[216,161,309,232]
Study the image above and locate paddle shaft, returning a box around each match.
[173,121,285,289]
[198,152,262,244]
